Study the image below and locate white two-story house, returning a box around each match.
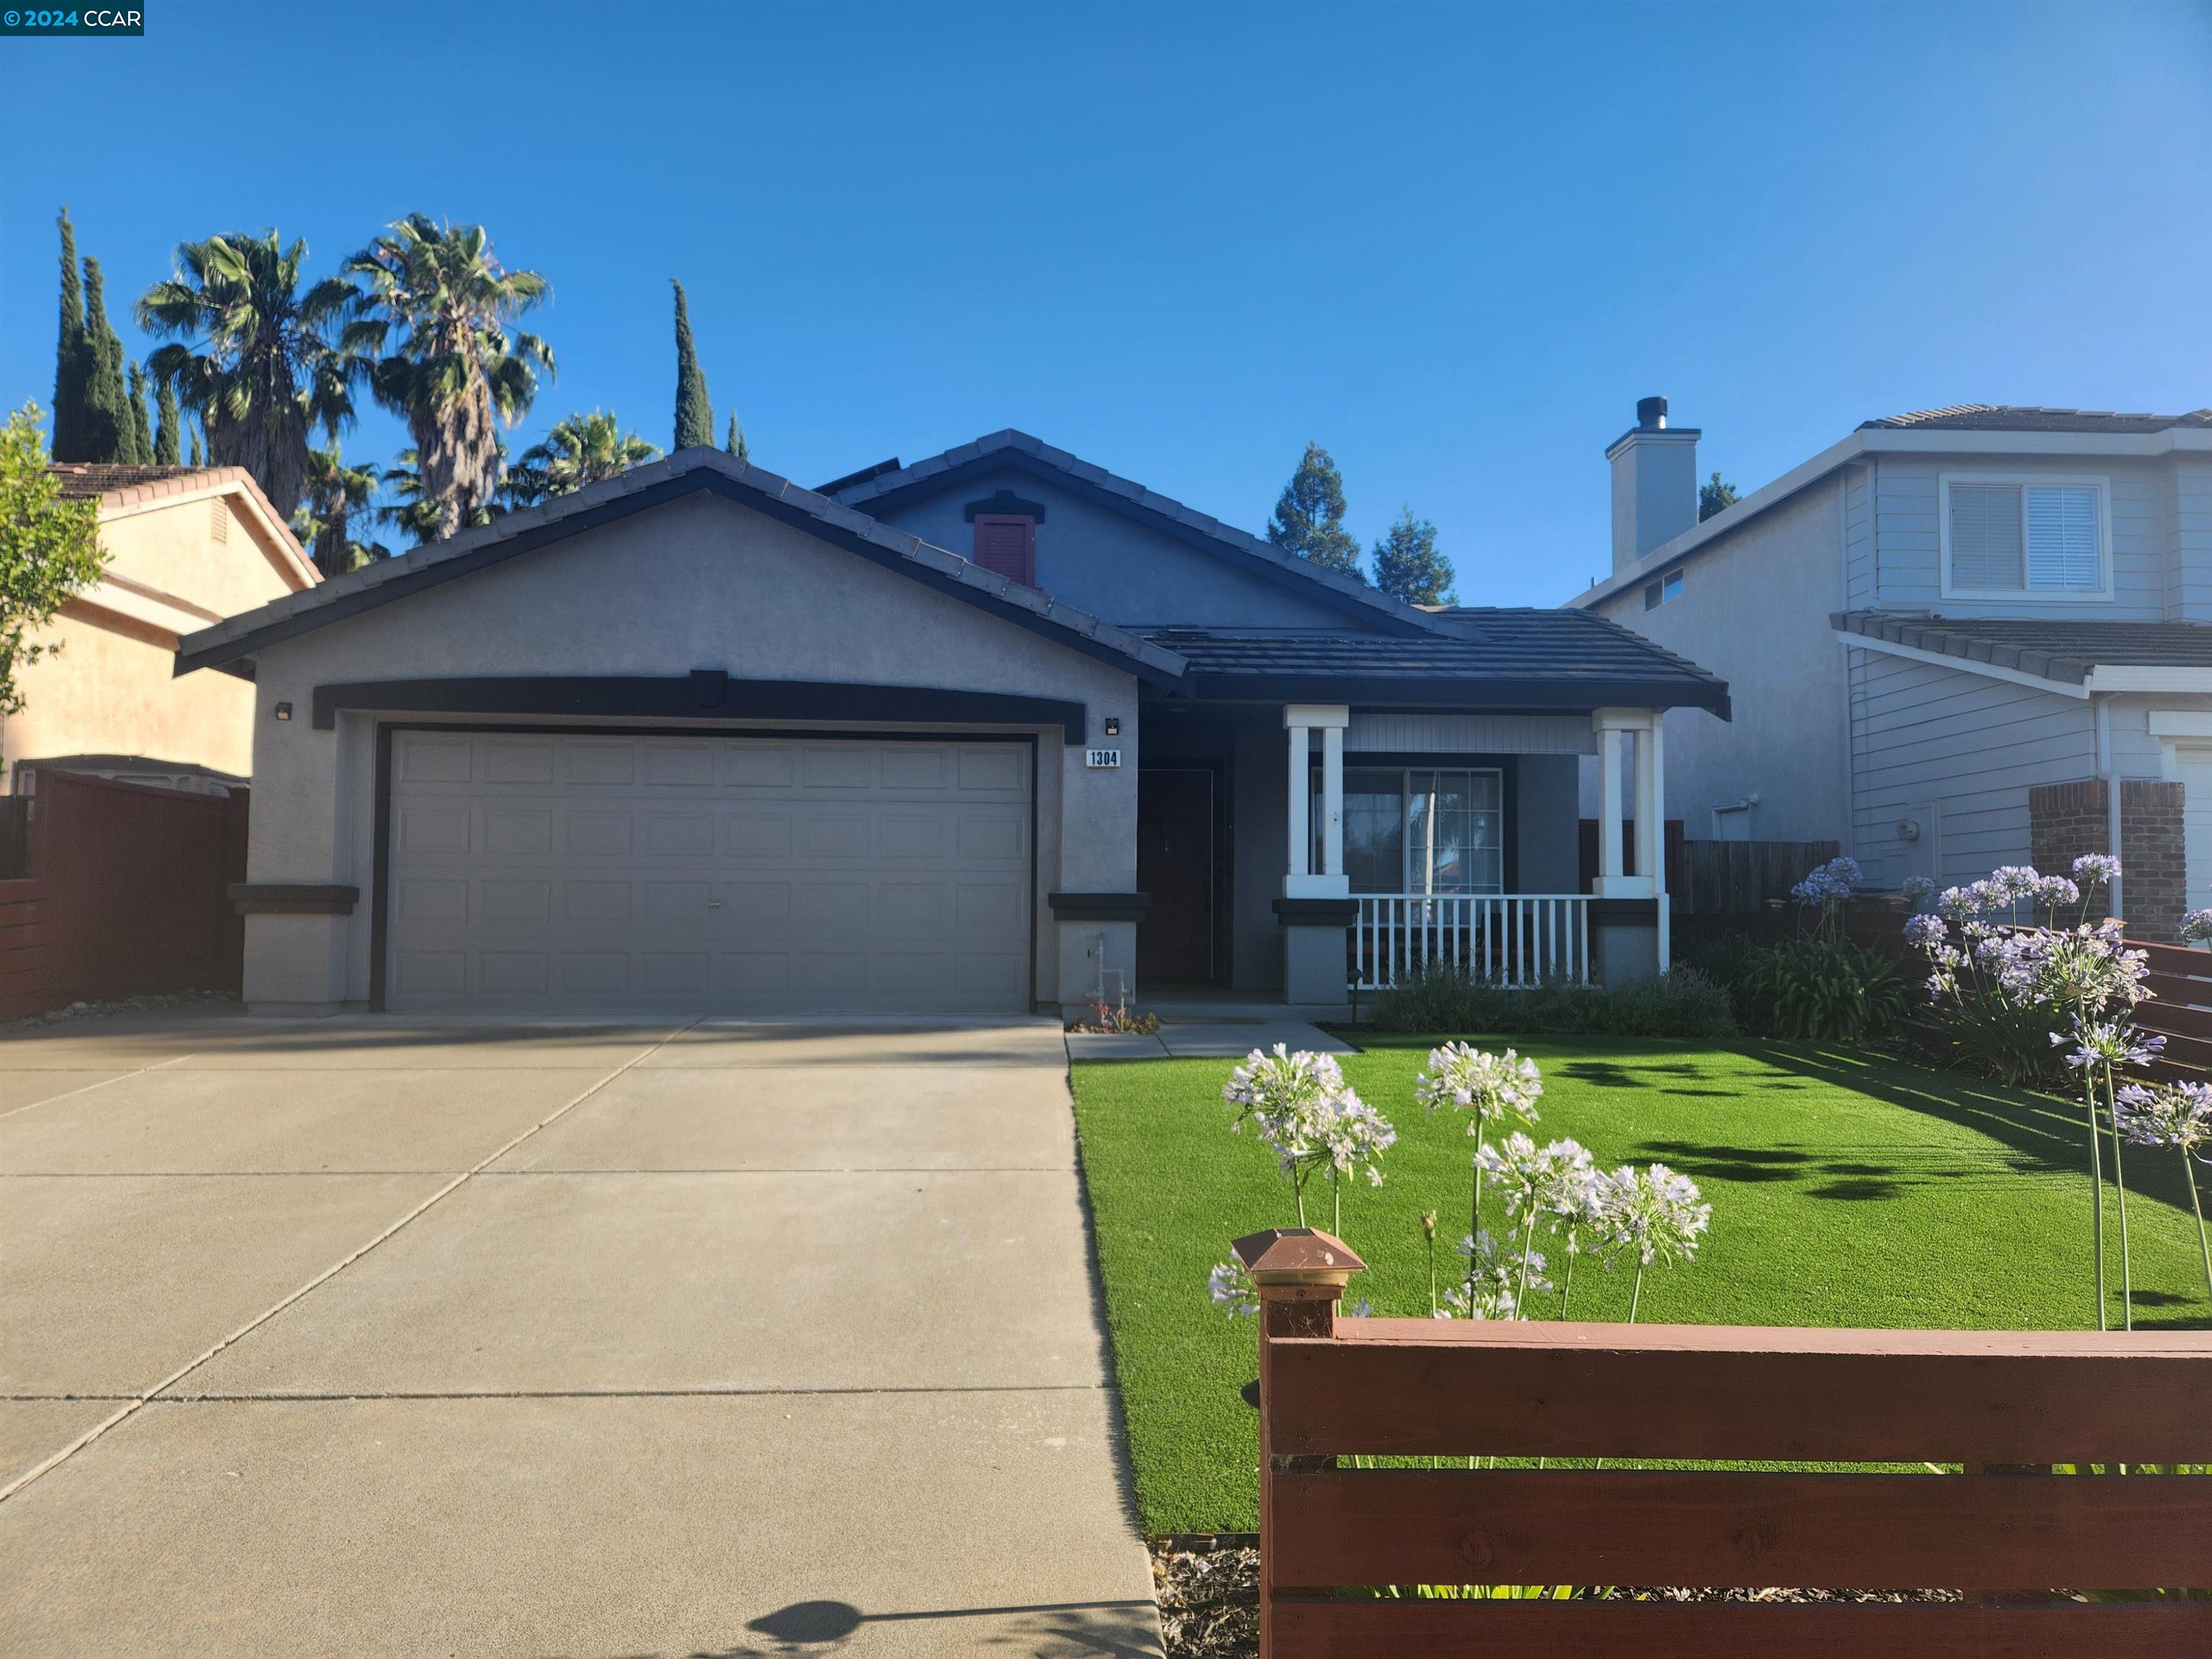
[1570,399,2212,937]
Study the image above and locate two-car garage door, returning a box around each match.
[385,731,1033,1012]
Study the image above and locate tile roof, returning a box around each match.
[49,463,233,503]
[174,447,1190,685]
[1834,611,2212,683]
[826,429,1442,637]
[1143,609,1731,714]
[1858,405,2212,434]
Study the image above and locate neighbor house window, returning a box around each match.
[972,514,1037,586]
[1321,767,1505,894]
[1942,477,2107,598]
[1644,568,1684,609]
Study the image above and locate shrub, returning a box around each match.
[1676,931,1761,996]
[1732,936,1915,1043]
[1370,965,1736,1040]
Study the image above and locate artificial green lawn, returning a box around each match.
[1069,1035,2212,1534]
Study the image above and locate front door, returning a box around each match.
[1137,768,1215,984]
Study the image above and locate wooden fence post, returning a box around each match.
[1236,1227,1366,1659]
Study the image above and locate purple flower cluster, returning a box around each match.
[1789,855,1863,909]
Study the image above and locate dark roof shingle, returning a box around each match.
[1858,405,2212,434]
[1834,611,2212,683]
[1144,609,1730,714]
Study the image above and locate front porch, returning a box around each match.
[1134,696,1684,1010]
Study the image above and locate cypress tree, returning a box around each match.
[127,362,153,464]
[79,256,133,464]
[1264,441,1364,579]
[726,413,747,465]
[672,280,713,450]
[1372,506,1455,606]
[154,374,181,465]
[189,426,204,467]
[51,210,91,461]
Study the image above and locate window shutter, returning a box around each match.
[1948,483,2022,589]
[2026,485,2100,590]
[973,516,1036,586]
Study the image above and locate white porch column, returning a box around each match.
[1593,709,1655,899]
[1284,703,1350,899]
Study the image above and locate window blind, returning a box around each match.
[2026,486,2100,589]
[1948,483,2022,589]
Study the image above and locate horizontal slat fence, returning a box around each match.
[2130,936,2212,1079]
[1236,1228,2212,1659]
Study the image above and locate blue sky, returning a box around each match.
[3,1,2207,606]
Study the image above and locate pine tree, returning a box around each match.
[672,280,713,450]
[153,374,181,464]
[127,362,153,464]
[726,413,747,465]
[1372,507,1455,606]
[78,256,134,463]
[1264,441,1362,578]
[51,210,92,462]
[1699,472,1740,521]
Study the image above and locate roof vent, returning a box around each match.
[1637,395,1668,431]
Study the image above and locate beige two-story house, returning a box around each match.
[4,464,318,795]
[1571,400,2212,935]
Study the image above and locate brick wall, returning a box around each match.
[2026,775,2187,943]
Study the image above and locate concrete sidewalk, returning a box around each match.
[0,1010,1159,1656]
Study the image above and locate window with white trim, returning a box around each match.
[1942,477,2106,597]
[1316,766,1505,894]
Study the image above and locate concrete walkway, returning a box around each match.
[0,1010,1159,1657]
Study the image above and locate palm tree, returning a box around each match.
[135,230,358,518]
[378,446,503,547]
[292,446,384,577]
[344,216,552,541]
[504,411,660,508]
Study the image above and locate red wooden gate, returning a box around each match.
[0,770,248,1021]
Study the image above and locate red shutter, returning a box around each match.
[973,516,1036,586]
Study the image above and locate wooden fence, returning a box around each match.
[1681,838,1843,914]
[0,770,248,1022]
[2130,938,2212,1082]
[1237,1227,2212,1658]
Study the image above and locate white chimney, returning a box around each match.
[1607,395,1700,574]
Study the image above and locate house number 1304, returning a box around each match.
[1085,748,1123,769]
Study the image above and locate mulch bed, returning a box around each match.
[1150,1538,1964,1659]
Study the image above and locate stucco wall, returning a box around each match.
[860,467,1373,634]
[1587,476,1846,843]
[1,489,305,787]
[240,491,1141,1012]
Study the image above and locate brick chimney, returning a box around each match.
[1607,395,1701,574]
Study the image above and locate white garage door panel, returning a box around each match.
[387,732,1031,1012]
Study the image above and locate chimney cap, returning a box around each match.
[1637,395,1669,430]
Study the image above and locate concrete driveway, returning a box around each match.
[0,1012,1159,1657]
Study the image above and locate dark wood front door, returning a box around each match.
[1138,768,1215,984]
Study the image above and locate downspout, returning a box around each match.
[2095,697,2124,921]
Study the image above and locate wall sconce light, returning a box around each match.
[274,702,293,721]
[1103,716,1120,737]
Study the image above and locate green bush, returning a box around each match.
[1369,964,1737,1040]
[1676,930,1761,994]
[1732,936,1915,1043]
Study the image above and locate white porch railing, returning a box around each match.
[1351,894,1592,992]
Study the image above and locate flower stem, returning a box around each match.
[1560,1247,1577,1320]
[1514,1211,1539,1313]
[2107,1071,2134,1332]
[1331,1169,1341,1239]
[1629,1261,1646,1325]
[2085,1078,2108,1331]
[2186,1154,2212,1310]
[1468,1153,1484,1307]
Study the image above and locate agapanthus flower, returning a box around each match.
[2113,1081,2212,1156]
[1437,1228,1547,1318]
[2032,876,2082,912]
[1225,1044,1346,1171]
[1416,1041,1542,1130]
[1593,1163,1712,1268]
[1477,1133,1597,1224]
[2072,854,2121,891]
[1901,876,1936,907]
[2057,1019,2164,1073]
[1790,855,1863,909]
[1206,1259,1256,1318]
[1903,912,1947,950]
[1316,1089,1398,1188]
[2182,909,2212,946]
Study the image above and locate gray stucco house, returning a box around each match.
[179,433,1727,1016]
[1573,400,2212,935]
